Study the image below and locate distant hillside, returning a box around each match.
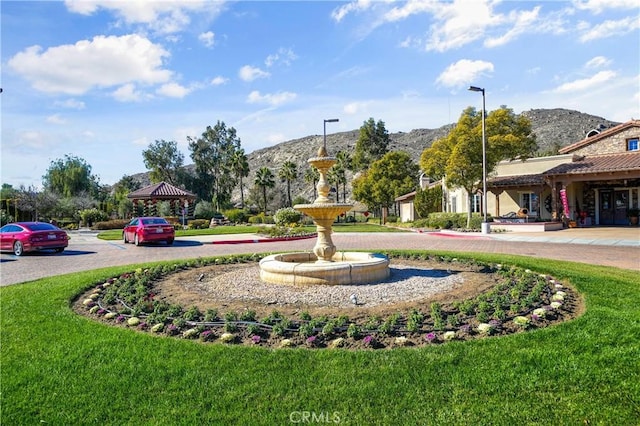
[130,108,620,205]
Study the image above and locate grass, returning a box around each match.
[96,222,406,240]
[1,251,639,425]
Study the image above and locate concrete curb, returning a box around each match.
[210,234,316,245]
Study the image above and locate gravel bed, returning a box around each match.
[194,264,464,308]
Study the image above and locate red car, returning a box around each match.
[0,222,69,256]
[123,217,175,246]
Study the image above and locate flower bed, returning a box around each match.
[74,254,580,350]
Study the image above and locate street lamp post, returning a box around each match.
[468,86,490,234]
[323,118,339,151]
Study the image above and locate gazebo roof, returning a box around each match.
[127,181,196,200]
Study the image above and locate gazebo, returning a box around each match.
[127,181,196,218]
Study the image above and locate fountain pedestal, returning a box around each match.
[259,145,390,285]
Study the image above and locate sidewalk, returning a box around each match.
[485,226,640,246]
[185,227,639,247]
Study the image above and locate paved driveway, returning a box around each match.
[1,229,638,287]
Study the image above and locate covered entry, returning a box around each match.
[598,189,629,225]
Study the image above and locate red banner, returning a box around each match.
[560,189,570,217]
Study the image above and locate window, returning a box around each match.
[450,196,457,213]
[628,138,639,151]
[520,193,539,215]
[471,194,481,213]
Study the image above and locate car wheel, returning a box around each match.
[13,241,24,256]
[123,232,128,243]
[166,239,174,245]
[134,233,140,246]
[54,247,65,253]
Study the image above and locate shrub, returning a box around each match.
[224,209,248,224]
[249,213,275,225]
[273,207,302,226]
[80,208,108,227]
[93,219,129,230]
[248,215,262,224]
[194,201,215,220]
[188,219,209,230]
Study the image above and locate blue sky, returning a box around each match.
[2,0,639,189]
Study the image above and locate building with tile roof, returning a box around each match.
[127,181,196,218]
[396,120,640,226]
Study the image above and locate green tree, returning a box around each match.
[420,106,537,227]
[188,121,242,211]
[230,148,250,208]
[333,150,352,203]
[353,118,390,172]
[304,167,320,201]
[42,155,100,198]
[414,186,443,219]
[15,186,58,221]
[142,140,185,185]
[111,175,141,218]
[278,160,298,207]
[352,151,419,223]
[254,167,275,214]
[1,184,18,223]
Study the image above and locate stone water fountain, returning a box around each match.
[259,145,390,285]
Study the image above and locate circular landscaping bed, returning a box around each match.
[73,253,582,349]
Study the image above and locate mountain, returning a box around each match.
[130,108,620,205]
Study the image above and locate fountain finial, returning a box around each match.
[317,145,329,157]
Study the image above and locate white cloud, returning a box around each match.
[46,114,66,124]
[265,48,297,67]
[331,0,373,23]
[156,82,191,98]
[198,31,215,48]
[266,133,286,145]
[246,90,297,106]
[8,35,172,95]
[54,99,86,109]
[384,0,436,22]
[551,70,617,93]
[211,76,228,86]
[239,65,270,82]
[426,0,504,52]
[585,56,612,68]
[64,0,224,35]
[132,136,149,146]
[484,7,541,48]
[572,0,640,14]
[112,83,146,102]
[343,101,370,115]
[579,16,640,41]
[436,59,495,89]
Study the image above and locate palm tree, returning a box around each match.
[254,167,275,214]
[335,151,352,203]
[230,148,250,208]
[278,160,298,207]
[304,167,320,201]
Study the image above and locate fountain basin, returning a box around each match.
[259,252,390,285]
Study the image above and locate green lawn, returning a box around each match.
[96,222,406,240]
[1,251,639,425]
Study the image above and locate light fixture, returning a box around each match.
[323,118,339,151]
[468,86,489,234]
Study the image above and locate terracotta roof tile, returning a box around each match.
[127,181,196,199]
[488,174,546,188]
[543,152,640,175]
